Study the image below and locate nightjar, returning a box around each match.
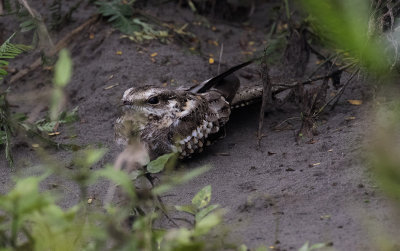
[115,60,259,160]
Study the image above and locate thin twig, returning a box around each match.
[144,173,179,227]
[18,0,54,55]
[273,116,300,131]
[10,14,99,84]
[258,51,272,145]
[329,69,360,111]
[272,62,356,96]
[217,43,223,75]
[313,69,359,117]
[307,51,339,79]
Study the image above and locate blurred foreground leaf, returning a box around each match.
[51,49,72,121]
[147,152,177,174]
[302,0,390,74]
[192,185,211,209]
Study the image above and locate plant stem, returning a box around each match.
[284,0,290,20]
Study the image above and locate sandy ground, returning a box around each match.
[1,1,400,250]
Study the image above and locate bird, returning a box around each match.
[115,59,260,160]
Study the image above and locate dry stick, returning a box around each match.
[273,116,300,131]
[18,0,54,55]
[307,52,339,79]
[257,53,272,145]
[10,14,99,84]
[272,62,356,96]
[217,42,224,75]
[144,173,179,228]
[313,69,360,117]
[329,69,360,111]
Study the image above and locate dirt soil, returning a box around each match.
[1,1,400,250]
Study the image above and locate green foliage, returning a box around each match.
[0,91,14,167]
[175,185,220,225]
[302,0,390,74]
[96,0,138,34]
[163,185,223,250]
[51,49,73,121]
[192,185,211,209]
[97,165,137,199]
[36,106,79,132]
[53,49,72,87]
[0,33,31,81]
[298,241,328,251]
[0,145,228,250]
[0,49,78,168]
[147,152,177,174]
[95,0,169,43]
[152,165,212,195]
[370,101,400,202]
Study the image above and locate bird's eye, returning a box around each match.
[147,96,159,104]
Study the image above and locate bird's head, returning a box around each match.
[121,85,180,119]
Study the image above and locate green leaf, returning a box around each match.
[95,165,136,199]
[76,148,107,168]
[59,106,79,123]
[96,0,136,34]
[36,121,57,132]
[255,246,268,251]
[309,243,328,249]
[175,204,196,215]
[298,242,327,251]
[53,49,72,87]
[0,60,9,66]
[237,244,248,251]
[194,212,221,236]
[298,242,310,251]
[0,33,30,82]
[192,185,211,209]
[302,0,389,73]
[147,152,177,174]
[50,88,63,121]
[195,204,219,222]
[152,165,212,195]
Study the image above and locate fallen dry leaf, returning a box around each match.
[48,132,60,136]
[89,33,94,39]
[150,52,158,57]
[104,83,119,90]
[116,51,122,55]
[32,144,40,148]
[207,40,218,46]
[217,152,230,156]
[345,116,356,121]
[306,139,317,144]
[347,99,362,105]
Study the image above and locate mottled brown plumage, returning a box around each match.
[115,60,258,160]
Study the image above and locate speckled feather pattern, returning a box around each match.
[115,86,232,160]
[115,60,260,160]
